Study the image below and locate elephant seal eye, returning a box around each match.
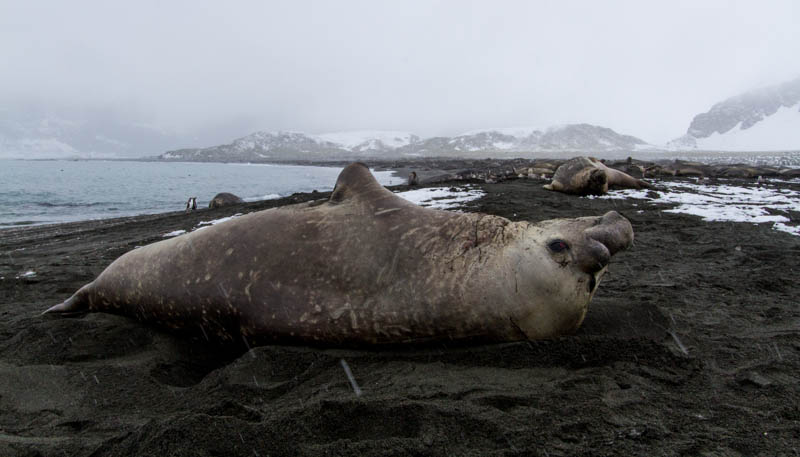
[548,240,569,253]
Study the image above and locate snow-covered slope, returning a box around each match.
[688,103,800,151]
[315,131,419,151]
[669,77,800,151]
[159,124,654,161]
[457,126,545,138]
[160,131,411,161]
[398,124,653,157]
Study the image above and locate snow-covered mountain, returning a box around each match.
[160,131,419,161]
[668,77,800,151]
[2,99,656,161]
[158,124,653,161]
[315,131,419,152]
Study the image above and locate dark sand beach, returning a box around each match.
[1,161,799,456]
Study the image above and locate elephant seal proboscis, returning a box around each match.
[544,156,651,196]
[45,163,634,345]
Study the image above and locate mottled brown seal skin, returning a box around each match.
[45,163,634,346]
[544,156,651,196]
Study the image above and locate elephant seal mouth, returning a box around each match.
[588,266,607,294]
[588,273,597,293]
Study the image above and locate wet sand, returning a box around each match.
[1,163,799,456]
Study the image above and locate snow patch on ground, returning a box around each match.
[395,186,485,210]
[164,214,244,237]
[774,222,800,236]
[589,181,800,235]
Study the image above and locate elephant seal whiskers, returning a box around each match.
[45,163,634,345]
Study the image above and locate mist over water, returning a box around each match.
[0,161,399,228]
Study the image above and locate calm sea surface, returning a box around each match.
[0,160,400,228]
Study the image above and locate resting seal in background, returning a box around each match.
[45,163,634,345]
[544,156,651,196]
[208,192,244,209]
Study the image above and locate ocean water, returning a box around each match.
[0,160,401,228]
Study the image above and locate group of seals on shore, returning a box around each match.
[415,156,799,194]
[45,163,634,345]
[640,161,800,179]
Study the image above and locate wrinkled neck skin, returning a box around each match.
[462,219,603,341]
[514,227,600,338]
[236,199,611,345]
[318,208,614,344]
[463,207,636,342]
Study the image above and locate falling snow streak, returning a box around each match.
[340,359,362,397]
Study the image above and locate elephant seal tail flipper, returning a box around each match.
[636,179,653,189]
[43,286,90,315]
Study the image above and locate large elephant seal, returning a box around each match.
[45,163,634,345]
[544,156,651,195]
[209,192,244,209]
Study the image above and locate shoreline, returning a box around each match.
[4,156,799,231]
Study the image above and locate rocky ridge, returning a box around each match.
[669,77,800,151]
[157,124,653,162]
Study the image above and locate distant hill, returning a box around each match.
[0,104,182,159]
[156,124,655,162]
[668,77,800,151]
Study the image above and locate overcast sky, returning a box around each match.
[2,0,799,145]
